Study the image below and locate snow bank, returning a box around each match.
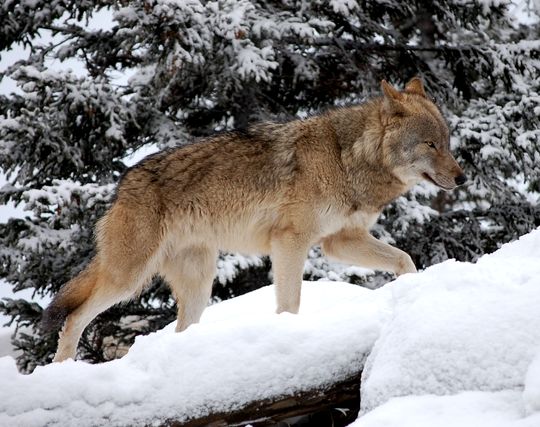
[360,229,540,413]
[524,348,540,414]
[1,229,539,427]
[352,390,540,427]
[0,282,391,427]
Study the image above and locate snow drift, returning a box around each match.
[0,282,391,427]
[353,229,540,427]
[360,228,540,412]
[0,229,539,426]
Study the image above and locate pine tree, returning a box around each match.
[1,0,539,371]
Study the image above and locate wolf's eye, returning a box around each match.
[425,141,436,149]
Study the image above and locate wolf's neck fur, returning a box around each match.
[326,99,385,162]
[325,100,409,210]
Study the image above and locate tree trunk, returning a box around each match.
[160,371,362,427]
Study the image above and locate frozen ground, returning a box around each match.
[0,229,539,426]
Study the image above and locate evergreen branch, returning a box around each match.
[288,38,483,54]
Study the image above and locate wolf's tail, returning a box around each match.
[41,259,99,332]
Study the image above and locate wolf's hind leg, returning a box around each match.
[53,262,153,362]
[322,228,417,276]
[54,285,131,362]
[161,245,217,332]
[45,200,163,362]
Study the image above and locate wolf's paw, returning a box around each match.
[276,304,300,315]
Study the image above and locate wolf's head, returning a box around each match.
[379,78,466,191]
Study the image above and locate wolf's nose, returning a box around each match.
[455,174,467,186]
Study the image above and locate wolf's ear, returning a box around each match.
[381,80,406,116]
[381,80,403,101]
[404,77,427,98]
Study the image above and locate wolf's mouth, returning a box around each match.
[422,173,454,191]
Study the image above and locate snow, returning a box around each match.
[0,229,539,426]
[231,40,278,82]
[524,349,540,414]
[355,229,540,426]
[215,252,264,285]
[121,143,160,167]
[330,0,359,16]
[351,390,540,427]
[360,230,540,413]
[0,282,391,427]
[0,172,27,223]
[509,0,540,25]
[0,42,29,96]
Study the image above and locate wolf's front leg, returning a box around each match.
[270,231,312,314]
[321,228,417,276]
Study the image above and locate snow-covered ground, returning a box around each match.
[354,228,540,427]
[0,229,539,426]
[0,282,391,426]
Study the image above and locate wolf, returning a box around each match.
[42,77,466,362]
